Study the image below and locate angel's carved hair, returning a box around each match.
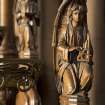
[67,3,87,18]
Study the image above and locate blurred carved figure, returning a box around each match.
[52,1,93,105]
[0,0,41,105]
[13,0,41,105]
[14,0,40,56]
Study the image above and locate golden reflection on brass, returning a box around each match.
[16,88,41,105]
[0,0,8,26]
[52,0,93,105]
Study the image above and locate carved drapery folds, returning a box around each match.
[52,0,93,105]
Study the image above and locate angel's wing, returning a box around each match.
[52,0,73,71]
[52,0,71,47]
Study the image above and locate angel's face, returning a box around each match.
[72,9,81,23]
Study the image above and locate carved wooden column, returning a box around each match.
[0,0,9,54]
[0,0,9,105]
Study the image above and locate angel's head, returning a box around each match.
[68,3,86,24]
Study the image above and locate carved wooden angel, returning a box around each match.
[52,0,93,105]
